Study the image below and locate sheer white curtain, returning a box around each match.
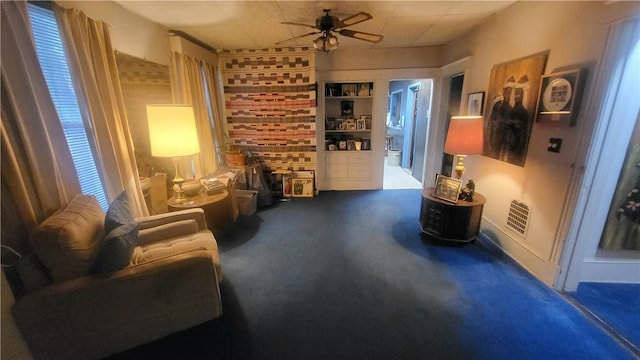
[55,5,148,217]
[170,52,226,177]
[0,1,81,228]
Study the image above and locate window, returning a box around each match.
[27,3,108,210]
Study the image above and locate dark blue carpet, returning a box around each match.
[111,190,636,359]
[569,282,640,350]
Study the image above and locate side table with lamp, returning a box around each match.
[147,104,234,235]
[420,116,486,243]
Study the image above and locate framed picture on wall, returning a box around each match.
[482,52,548,167]
[467,92,485,116]
[535,68,586,126]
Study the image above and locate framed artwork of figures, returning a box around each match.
[483,52,548,167]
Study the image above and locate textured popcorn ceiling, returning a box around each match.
[112,1,517,51]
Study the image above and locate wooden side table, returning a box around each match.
[168,190,232,236]
[419,187,486,243]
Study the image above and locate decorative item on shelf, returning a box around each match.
[326,83,339,97]
[357,83,371,96]
[326,117,336,130]
[362,138,371,150]
[342,84,357,97]
[360,115,371,129]
[356,118,366,130]
[147,104,200,204]
[341,100,354,117]
[444,115,484,180]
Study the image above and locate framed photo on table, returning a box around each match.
[433,174,462,204]
[467,92,485,116]
[535,68,586,126]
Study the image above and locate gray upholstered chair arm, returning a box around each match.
[136,208,207,231]
[12,250,222,360]
[135,209,210,246]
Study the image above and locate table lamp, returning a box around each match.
[444,115,484,179]
[146,104,200,204]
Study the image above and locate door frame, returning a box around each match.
[556,20,640,291]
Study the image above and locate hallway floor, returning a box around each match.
[383,157,422,189]
[568,282,640,355]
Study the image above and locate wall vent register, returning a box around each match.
[506,200,530,237]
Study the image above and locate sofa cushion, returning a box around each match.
[29,194,105,282]
[92,222,139,273]
[105,190,135,233]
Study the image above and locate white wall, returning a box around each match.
[56,1,171,65]
[443,1,640,285]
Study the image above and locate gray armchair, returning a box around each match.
[11,194,223,360]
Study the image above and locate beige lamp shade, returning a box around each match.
[444,116,484,156]
[146,104,200,157]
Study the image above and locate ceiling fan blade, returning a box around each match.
[335,12,373,29]
[280,21,318,30]
[338,29,383,43]
[275,31,320,45]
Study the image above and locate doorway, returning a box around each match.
[383,79,432,189]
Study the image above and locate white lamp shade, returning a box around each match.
[444,116,484,155]
[147,105,200,157]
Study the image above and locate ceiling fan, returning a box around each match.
[276,9,384,52]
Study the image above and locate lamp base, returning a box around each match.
[172,158,188,203]
[453,154,466,179]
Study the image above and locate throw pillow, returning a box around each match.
[92,222,139,273]
[29,194,105,282]
[105,190,135,233]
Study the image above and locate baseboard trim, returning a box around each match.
[480,219,558,286]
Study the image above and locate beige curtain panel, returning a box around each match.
[0,0,82,230]
[170,52,226,177]
[55,5,149,217]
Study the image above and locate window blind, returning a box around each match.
[27,3,108,210]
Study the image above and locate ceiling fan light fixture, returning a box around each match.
[313,33,339,52]
[313,36,326,50]
[278,9,381,50]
